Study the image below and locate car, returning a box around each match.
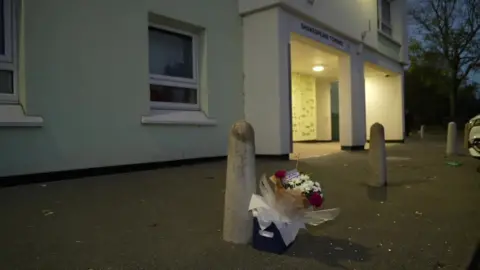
[467,114,480,159]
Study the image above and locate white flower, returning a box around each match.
[283,174,324,197]
[298,181,312,191]
[300,174,310,181]
[302,183,311,190]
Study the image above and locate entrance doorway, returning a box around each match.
[289,33,343,159]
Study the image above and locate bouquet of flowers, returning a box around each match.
[271,169,324,209]
[248,166,340,254]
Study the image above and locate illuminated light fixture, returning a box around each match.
[312,65,325,72]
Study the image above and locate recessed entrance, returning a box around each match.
[289,33,345,159]
[242,10,404,157]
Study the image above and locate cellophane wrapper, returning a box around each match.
[250,174,340,227]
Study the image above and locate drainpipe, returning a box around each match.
[358,20,372,55]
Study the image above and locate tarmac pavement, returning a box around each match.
[0,133,478,270]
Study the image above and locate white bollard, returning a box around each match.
[223,120,256,244]
[420,125,425,139]
[446,122,457,156]
[368,123,387,187]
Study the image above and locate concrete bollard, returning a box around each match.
[420,125,425,139]
[446,122,457,156]
[368,123,387,187]
[223,120,256,244]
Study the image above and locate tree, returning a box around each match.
[407,39,450,92]
[409,0,480,119]
[405,39,451,126]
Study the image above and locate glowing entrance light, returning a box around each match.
[312,65,325,72]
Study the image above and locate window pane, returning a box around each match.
[0,69,13,93]
[381,0,391,23]
[0,0,5,55]
[381,23,392,36]
[148,27,194,79]
[150,84,197,104]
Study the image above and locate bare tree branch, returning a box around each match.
[408,0,480,117]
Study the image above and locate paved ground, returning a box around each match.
[0,133,479,270]
[291,142,343,159]
[291,141,402,160]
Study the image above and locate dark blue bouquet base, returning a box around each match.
[252,217,294,254]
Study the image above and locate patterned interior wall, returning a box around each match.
[291,73,317,141]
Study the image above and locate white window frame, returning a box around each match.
[379,0,393,36]
[148,23,200,111]
[0,0,17,104]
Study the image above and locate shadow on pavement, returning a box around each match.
[286,234,372,269]
[366,186,388,202]
[383,178,431,187]
[467,241,480,270]
[365,179,434,202]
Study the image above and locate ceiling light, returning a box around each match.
[312,65,324,72]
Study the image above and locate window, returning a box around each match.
[0,0,16,103]
[148,24,199,110]
[379,0,392,36]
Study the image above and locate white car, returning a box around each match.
[467,114,480,159]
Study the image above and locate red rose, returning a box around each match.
[308,192,323,208]
[274,170,287,179]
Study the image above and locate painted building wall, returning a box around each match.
[239,0,408,64]
[338,53,368,148]
[0,0,243,177]
[243,8,291,155]
[365,74,404,141]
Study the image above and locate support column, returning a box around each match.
[243,8,290,156]
[338,54,366,150]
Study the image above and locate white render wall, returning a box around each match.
[0,0,244,177]
[239,0,408,63]
[365,73,404,141]
[243,8,291,155]
[0,0,407,177]
[338,53,367,148]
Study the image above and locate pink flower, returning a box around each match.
[308,192,323,208]
[274,170,287,179]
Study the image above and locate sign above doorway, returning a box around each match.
[298,22,347,51]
